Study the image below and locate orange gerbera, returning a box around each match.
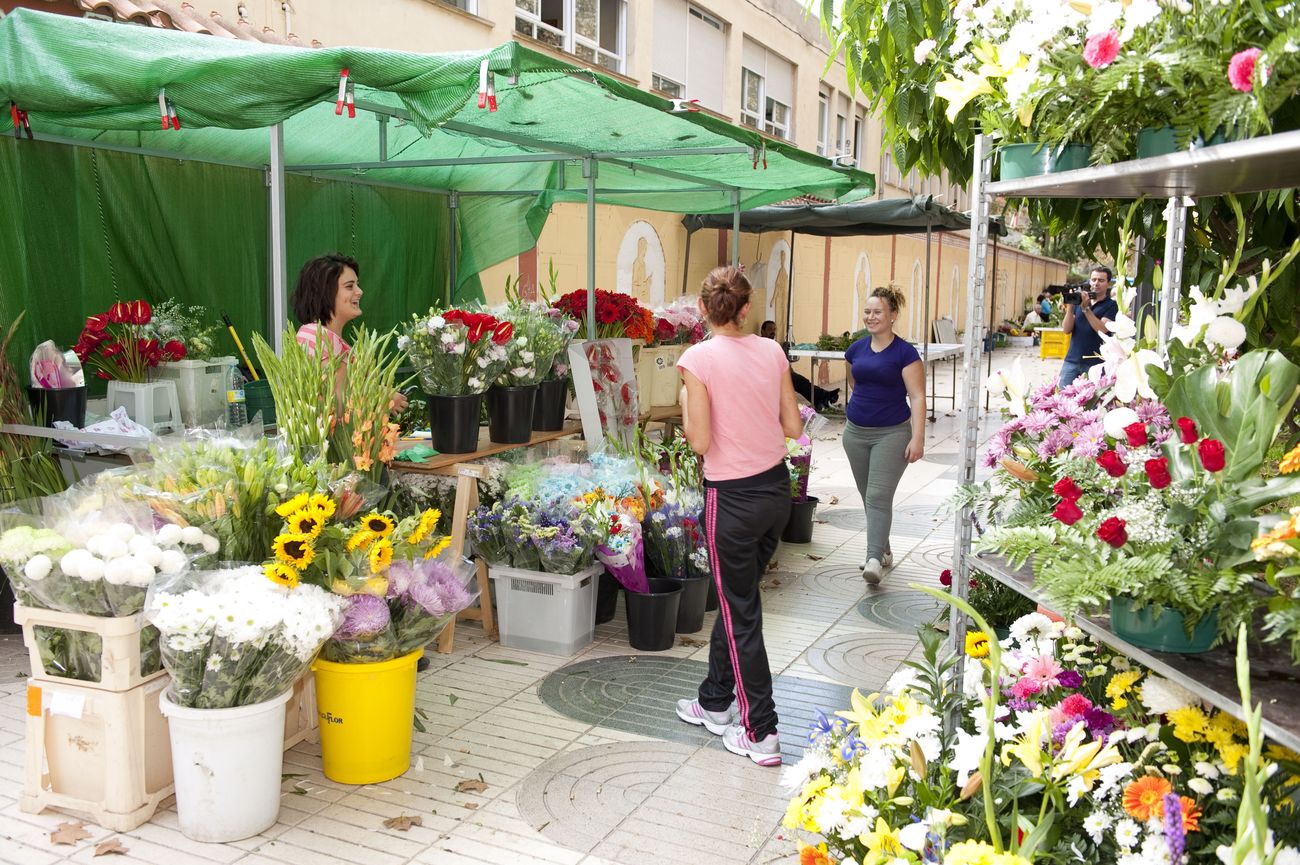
[1123,775,1173,821]
[1174,795,1202,832]
[799,842,835,865]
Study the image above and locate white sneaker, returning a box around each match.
[863,558,883,585]
[675,698,736,735]
[722,724,782,766]
[882,552,894,569]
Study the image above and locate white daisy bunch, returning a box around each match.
[147,566,344,709]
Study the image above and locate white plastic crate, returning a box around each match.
[22,674,174,831]
[488,563,600,657]
[15,604,164,692]
[152,356,236,427]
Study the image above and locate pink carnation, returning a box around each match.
[1228,48,1262,92]
[1083,30,1120,69]
[1010,677,1043,700]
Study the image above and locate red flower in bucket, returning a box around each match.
[73,299,172,383]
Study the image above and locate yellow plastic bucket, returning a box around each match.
[311,648,422,784]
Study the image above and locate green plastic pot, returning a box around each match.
[999,143,1093,181]
[1109,599,1218,654]
[1136,127,1228,160]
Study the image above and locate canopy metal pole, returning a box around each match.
[924,222,934,422]
[377,115,389,162]
[681,230,693,298]
[585,158,598,340]
[785,229,796,344]
[269,123,288,355]
[447,192,459,306]
[731,191,740,266]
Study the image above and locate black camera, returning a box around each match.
[1062,283,1095,306]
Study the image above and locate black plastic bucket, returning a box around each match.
[429,392,483,454]
[487,384,537,444]
[670,575,709,633]
[625,578,682,651]
[781,496,819,544]
[27,386,86,428]
[532,377,569,431]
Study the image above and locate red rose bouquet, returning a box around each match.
[73,300,186,382]
[555,289,656,344]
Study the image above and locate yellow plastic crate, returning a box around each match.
[1039,328,1071,359]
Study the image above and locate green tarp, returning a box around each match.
[0,8,873,365]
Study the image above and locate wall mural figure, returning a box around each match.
[765,238,792,340]
[852,251,872,331]
[616,220,665,307]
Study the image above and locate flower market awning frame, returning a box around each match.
[0,8,875,351]
[950,129,1300,751]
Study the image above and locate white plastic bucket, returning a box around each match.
[158,688,293,842]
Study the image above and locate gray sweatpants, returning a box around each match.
[841,419,913,562]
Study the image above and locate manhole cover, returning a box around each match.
[856,588,945,632]
[804,629,922,690]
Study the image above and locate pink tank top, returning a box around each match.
[677,334,788,482]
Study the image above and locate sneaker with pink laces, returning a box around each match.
[675,698,736,735]
[722,724,781,766]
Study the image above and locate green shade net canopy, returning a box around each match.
[0,7,873,356]
[681,195,1005,237]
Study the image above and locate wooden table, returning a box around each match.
[393,424,583,652]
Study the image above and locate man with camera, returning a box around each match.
[1058,266,1119,387]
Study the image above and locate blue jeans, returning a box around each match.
[1058,359,1091,388]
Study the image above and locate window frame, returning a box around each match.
[515,0,626,74]
[816,90,830,156]
[740,66,764,130]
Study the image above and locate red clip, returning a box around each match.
[477,58,490,110]
[158,89,170,130]
[486,73,497,112]
[670,98,700,113]
[335,68,350,115]
[10,101,31,139]
[169,103,181,130]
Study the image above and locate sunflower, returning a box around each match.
[287,506,327,538]
[407,508,442,545]
[369,539,394,573]
[272,533,315,569]
[1122,775,1173,821]
[423,535,453,560]
[361,512,396,536]
[264,562,299,589]
[308,494,337,520]
[275,493,310,518]
[965,630,990,658]
[346,529,379,553]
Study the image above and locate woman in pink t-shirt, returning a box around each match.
[673,266,804,767]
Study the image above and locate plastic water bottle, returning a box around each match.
[226,367,248,427]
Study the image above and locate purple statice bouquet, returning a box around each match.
[469,494,606,575]
[642,497,705,581]
[321,554,476,663]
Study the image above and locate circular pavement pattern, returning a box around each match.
[794,564,871,599]
[516,741,696,854]
[856,587,945,632]
[804,629,923,690]
[908,540,954,572]
[538,655,853,763]
[819,507,865,530]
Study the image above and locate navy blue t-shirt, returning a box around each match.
[1063,297,1119,365]
[844,336,921,427]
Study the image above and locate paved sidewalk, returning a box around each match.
[0,347,1056,865]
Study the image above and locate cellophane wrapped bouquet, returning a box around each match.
[146,564,345,708]
[652,296,707,345]
[496,301,573,387]
[0,482,215,682]
[401,307,513,395]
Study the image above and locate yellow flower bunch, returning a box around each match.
[943,840,1030,865]
[1105,669,1143,709]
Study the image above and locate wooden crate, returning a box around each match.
[282,670,318,750]
[14,604,164,692]
[22,675,174,831]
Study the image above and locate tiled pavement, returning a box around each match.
[0,347,1058,865]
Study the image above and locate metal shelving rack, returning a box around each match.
[953,130,1300,748]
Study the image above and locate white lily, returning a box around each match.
[1215,274,1259,316]
[985,357,1029,417]
[1105,311,1137,341]
[1113,346,1163,403]
[1204,316,1247,351]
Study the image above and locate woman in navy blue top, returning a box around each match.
[841,285,927,584]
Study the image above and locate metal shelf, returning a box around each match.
[971,554,1300,752]
[986,130,1300,199]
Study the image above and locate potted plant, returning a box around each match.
[73,300,187,431]
[401,308,512,454]
[262,491,475,784]
[146,564,344,842]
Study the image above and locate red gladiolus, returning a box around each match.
[1228,47,1262,93]
[1176,417,1198,444]
[1097,517,1128,548]
[939,569,953,587]
[1052,476,1083,502]
[491,321,513,344]
[1123,421,1148,447]
[1198,438,1226,473]
[1096,450,1127,478]
[1145,457,1172,489]
[1053,499,1084,525]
